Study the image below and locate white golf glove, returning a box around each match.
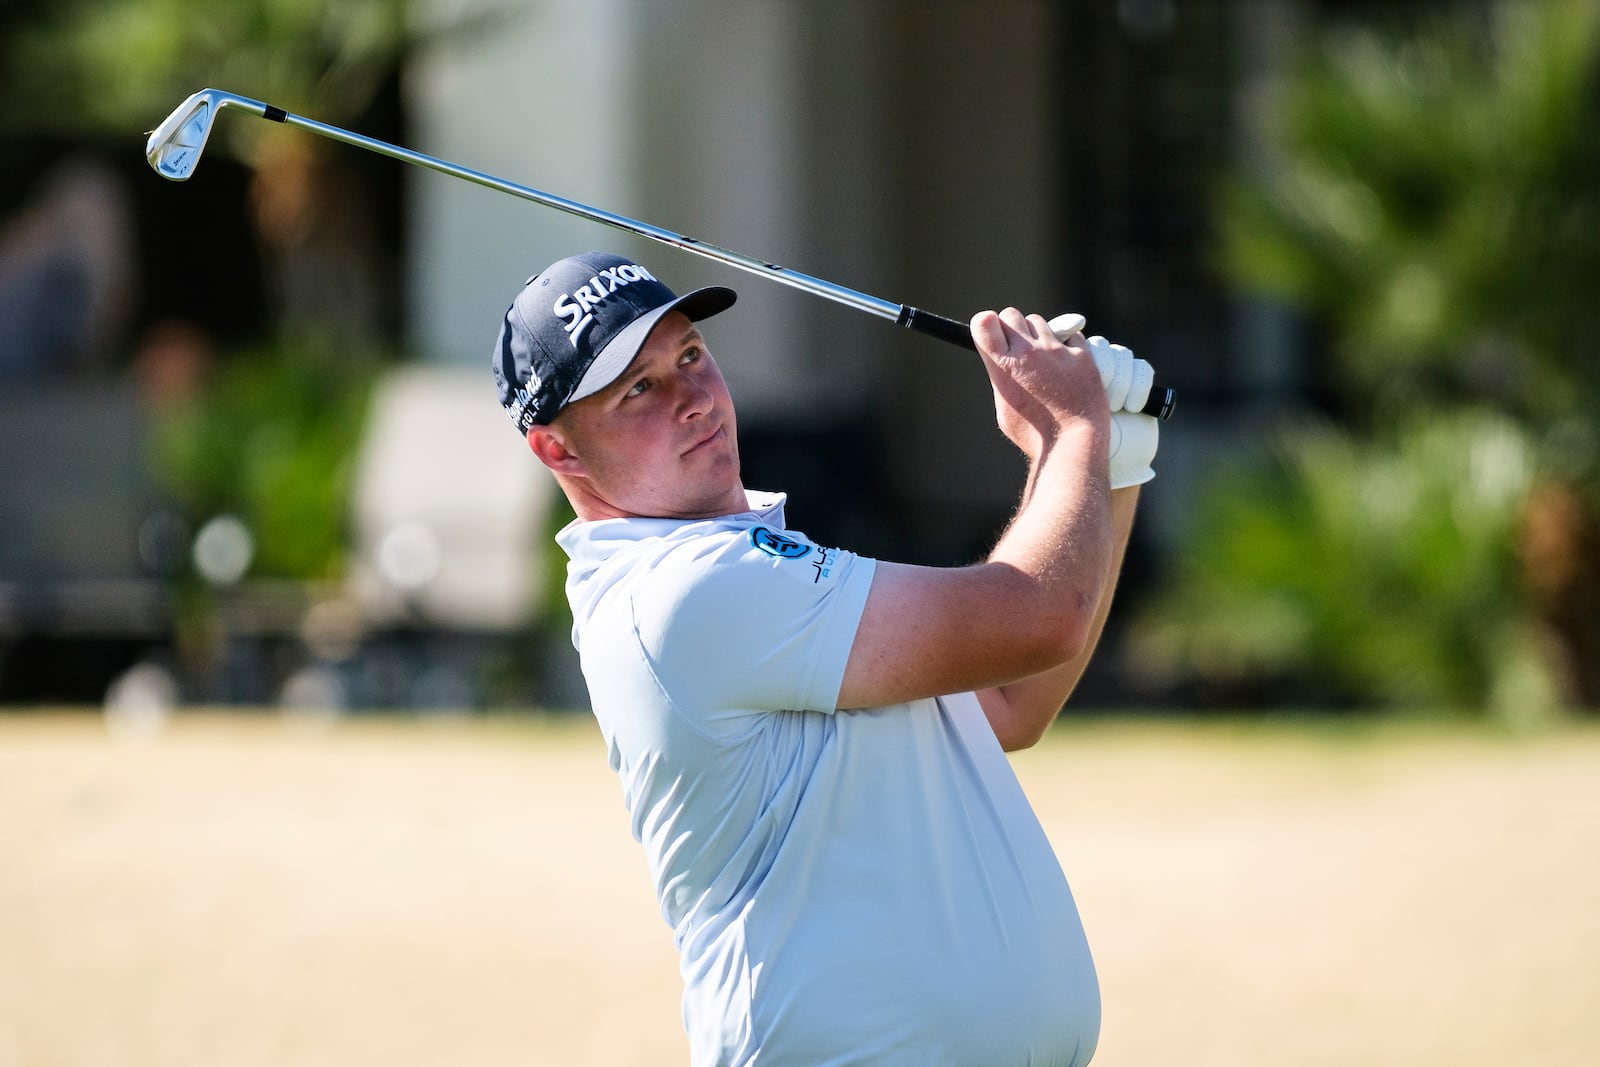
[1107,411,1157,488]
[1047,313,1159,488]
[1046,314,1156,414]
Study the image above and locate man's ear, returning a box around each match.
[527,426,585,475]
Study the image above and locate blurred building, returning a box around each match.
[2,0,1341,708]
[409,0,1270,566]
[399,0,1309,706]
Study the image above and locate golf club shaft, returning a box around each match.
[149,90,1176,419]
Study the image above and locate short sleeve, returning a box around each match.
[628,524,876,719]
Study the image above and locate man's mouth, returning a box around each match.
[684,426,724,456]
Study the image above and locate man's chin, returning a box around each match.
[681,479,748,520]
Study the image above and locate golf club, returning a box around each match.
[147,88,1176,420]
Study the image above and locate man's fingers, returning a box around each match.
[1053,317,1162,414]
[1047,312,1087,341]
[1026,313,1059,340]
[1125,358,1154,414]
[1088,336,1134,411]
[969,310,1007,357]
[970,308,1038,355]
[998,307,1035,345]
[1108,341,1135,411]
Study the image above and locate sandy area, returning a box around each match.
[2,712,1596,1066]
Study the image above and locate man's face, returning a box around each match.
[545,311,745,520]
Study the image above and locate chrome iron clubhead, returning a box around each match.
[145,89,268,181]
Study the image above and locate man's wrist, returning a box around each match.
[1107,411,1157,489]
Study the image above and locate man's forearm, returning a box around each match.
[978,486,1140,749]
[837,423,1114,713]
[985,422,1113,656]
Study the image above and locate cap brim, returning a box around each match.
[567,285,737,406]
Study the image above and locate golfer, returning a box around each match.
[493,251,1156,1066]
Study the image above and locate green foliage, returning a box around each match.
[2,0,407,135]
[1137,413,1562,719]
[1148,0,1600,715]
[148,338,375,580]
[0,0,507,162]
[1221,0,1600,426]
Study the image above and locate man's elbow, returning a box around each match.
[996,717,1052,752]
[1000,625,1082,682]
[1059,609,1094,665]
[993,573,1090,663]
[1024,598,1094,670]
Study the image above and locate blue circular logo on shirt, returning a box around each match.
[751,526,811,559]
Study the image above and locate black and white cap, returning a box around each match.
[492,251,737,434]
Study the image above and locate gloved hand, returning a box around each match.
[1047,313,1158,488]
[1046,314,1156,414]
[1108,411,1157,488]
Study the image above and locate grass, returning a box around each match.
[1,710,1596,1066]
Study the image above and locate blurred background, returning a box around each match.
[3,3,1599,1064]
[1,0,1597,724]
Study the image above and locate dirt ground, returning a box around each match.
[2,712,1596,1067]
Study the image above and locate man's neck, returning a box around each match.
[562,483,752,524]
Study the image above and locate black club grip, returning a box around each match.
[896,305,1177,421]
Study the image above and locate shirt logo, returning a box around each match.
[810,546,839,584]
[751,526,811,560]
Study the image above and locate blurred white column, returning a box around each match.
[407,0,829,416]
[407,2,647,370]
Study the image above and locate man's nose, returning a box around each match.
[674,372,713,419]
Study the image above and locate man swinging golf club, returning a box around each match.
[493,250,1157,1067]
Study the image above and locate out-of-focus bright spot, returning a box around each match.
[302,597,365,662]
[278,665,346,730]
[103,662,178,742]
[1468,423,1531,507]
[193,514,254,585]
[377,521,442,591]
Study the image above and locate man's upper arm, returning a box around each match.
[636,529,876,717]
[836,560,1085,711]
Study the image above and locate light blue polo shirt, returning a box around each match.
[557,491,1099,1067]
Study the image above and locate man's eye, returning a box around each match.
[625,378,650,398]
[680,347,701,365]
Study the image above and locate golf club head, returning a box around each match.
[145,89,226,181]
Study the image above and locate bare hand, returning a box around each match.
[970,308,1109,461]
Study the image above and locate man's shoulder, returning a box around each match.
[567,518,761,621]
[615,519,860,633]
[566,501,868,639]
[628,520,824,599]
